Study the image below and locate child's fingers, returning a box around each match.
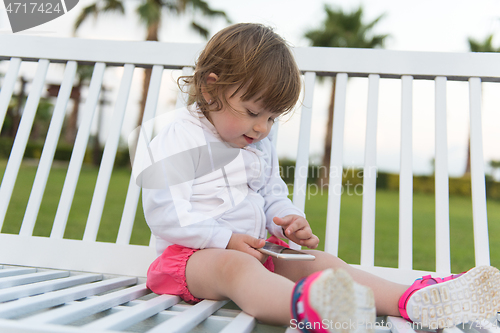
[273,216,292,227]
[299,234,320,249]
[294,226,313,240]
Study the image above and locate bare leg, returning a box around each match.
[272,250,408,317]
[185,248,294,325]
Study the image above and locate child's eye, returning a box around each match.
[246,109,258,117]
[268,117,276,123]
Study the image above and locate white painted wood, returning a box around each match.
[0,270,68,289]
[148,300,229,333]
[0,268,36,278]
[360,74,380,267]
[1,36,500,333]
[0,234,155,277]
[0,319,118,333]
[219,311,256,333]
[0,57,21,131]
[117,65,164,245]
[386,316,418,333]
[292,72,316,213]
[0,273,102,303]
[290,72,316,250]
[83,294,180,330]
[0,35,202,69]
[24,283,149,324]
[434,76,451,274]
[0,276,136,319]
[469,77,490,266]
[325,73,348,256]
[83,64,135,242]
[3,35,500,81]
[50,63,106,239]
[398,75,413,270]
[0,59,49,230]
[20,61,78,236]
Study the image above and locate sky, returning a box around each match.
[1,0,500,176]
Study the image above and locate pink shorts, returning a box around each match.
[146,235,289,304]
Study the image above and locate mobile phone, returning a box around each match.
[257,242,315,261]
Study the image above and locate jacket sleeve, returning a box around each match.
[141,121,233,249]
[258,140,306,238]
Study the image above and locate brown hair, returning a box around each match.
[179,23,301,117]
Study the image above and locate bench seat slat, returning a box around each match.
[387,316,417,333]
[0,270,68,289]
[0,276,136,319]
[24,283,150,325]
[83,294,180,330]
[0,273,102,303]
[0,267,37,278]
[219,311,256,333]
[148,299,229,333]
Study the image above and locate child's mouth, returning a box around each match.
[244,135,254,144]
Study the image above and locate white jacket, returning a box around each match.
[141,105,304,256]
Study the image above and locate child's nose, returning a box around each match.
[253,119,268,133]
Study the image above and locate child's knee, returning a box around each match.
[218,250,263,278]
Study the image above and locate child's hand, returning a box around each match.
[226,233,267,263]
[273,215,319,249]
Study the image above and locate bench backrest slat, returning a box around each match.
[469,77,490,266]
[398,75,414,270]
[20,61,78,236]
[434,76,451,273]
[51,62,107,239]
[292,72,316,214]
[324,73,348,256]
[83,64,135,242]
[360,74,380,268]
[0,59,50,230]
[117,65,165,245]
[0,58,21,131]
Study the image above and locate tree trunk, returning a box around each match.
[318,77,336,188]
[464,132,471,176]
[11,77,26,139]
[64,81,81,144]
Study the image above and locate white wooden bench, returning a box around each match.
[1,34,500,333]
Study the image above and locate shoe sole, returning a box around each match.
[406,266,500,329]
[308,268,376,333]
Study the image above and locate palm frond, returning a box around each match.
[74,0,125,33]
[190,21,209,39]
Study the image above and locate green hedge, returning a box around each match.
[278,161,500,201]
[0,137,130,168]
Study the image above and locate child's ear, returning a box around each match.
[206,73,218,84]
[202,73,219,104]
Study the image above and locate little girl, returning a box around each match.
[142,23,500,332]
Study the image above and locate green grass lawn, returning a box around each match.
[2,160,500,273]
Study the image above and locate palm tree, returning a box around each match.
[304,5,388,187]
[464,34,500,175]
[74,0,230,128]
